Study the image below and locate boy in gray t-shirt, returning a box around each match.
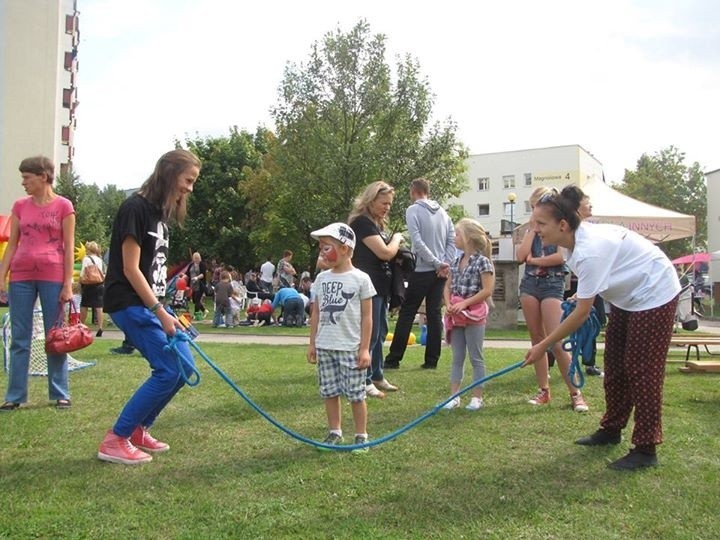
[307,223,376,451]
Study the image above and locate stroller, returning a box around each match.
[675,281,698,331]
[169,289,189,314]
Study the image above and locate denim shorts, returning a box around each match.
[316,349,365,402]
[519,275,565,301]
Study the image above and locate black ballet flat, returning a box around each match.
[0,402,20,411]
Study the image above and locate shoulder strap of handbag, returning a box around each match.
[90,255,104,273]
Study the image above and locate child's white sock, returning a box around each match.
[354,433,368,439]
[329,429,342,437]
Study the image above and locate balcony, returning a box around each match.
[61,125,73,146]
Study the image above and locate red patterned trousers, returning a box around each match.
[600,296,678,446]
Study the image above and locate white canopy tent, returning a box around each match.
[579,178,696,243]
[511,178,696,245]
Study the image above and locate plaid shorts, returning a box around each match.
[316,349,366,402]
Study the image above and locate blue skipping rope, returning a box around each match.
[559,300,602,389]
[164,332,524,452]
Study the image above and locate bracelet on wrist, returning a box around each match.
[149,302,162,313]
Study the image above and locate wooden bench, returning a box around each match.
[678,361,720,374]
[669,335,720,363]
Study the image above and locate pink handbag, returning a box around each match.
[45,301,94,355]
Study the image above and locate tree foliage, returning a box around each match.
[269,19,468,268]
[616,146,707,259]
[174,127,271,269]
[55,170,126,252]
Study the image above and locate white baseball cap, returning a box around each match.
[310,222,356,250]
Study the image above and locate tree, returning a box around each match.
[616,146,707,260]
[175,127,271,269]
[55,170,127,252]
[269,20,468,269]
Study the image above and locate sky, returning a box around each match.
[72,0,720,190]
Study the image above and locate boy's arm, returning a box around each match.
[307,299,319,364]
[357,297,372,369]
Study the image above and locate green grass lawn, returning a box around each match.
[1,339,718,539]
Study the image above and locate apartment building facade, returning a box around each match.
[452,145,605,241]
[0,0,79,214]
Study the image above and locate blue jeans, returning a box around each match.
[213,304,232,327]
[5,281,69,403]
[519,275,565,301]
[366,295,388,384]
[109,306,195,437]
[282,297,305,326]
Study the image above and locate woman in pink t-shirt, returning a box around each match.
[0,156,76,411]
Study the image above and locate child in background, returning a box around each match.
[229,289,244,326]
[442,219,495,410]
[212,271,233,328]
[307,222,375,451]
[69,281,82,325]
[246,298,273,326]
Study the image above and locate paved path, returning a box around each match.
[99,319,720,348]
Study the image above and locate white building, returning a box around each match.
[0,0,80,215]
[452,145,605,239]
[706,168,720,295]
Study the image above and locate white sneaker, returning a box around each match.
[374,379,398,392]
[365,383,385,399]
[443,397,460,410]
[465,397,484,411]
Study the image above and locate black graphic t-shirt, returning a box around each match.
[104,194,169,313]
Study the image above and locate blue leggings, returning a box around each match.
[109,306,195,437]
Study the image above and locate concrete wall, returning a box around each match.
[487,261,519,330]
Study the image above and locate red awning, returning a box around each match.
[671,253,710,265]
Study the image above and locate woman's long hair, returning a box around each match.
[348,180,394,227]
[138,149,200,224]
[456,218,492,259]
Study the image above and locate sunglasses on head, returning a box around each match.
[538,188,560,204]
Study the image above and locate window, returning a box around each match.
[524,172,532,186]
[65,15,76,34]
[477,204,490,216]
[61,126,71,145]
[503,174,515,189]
[524,201,532,213]
[477,177,489,191]
[62,88,75,108]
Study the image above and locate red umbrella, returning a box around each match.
[671,253,710,265]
